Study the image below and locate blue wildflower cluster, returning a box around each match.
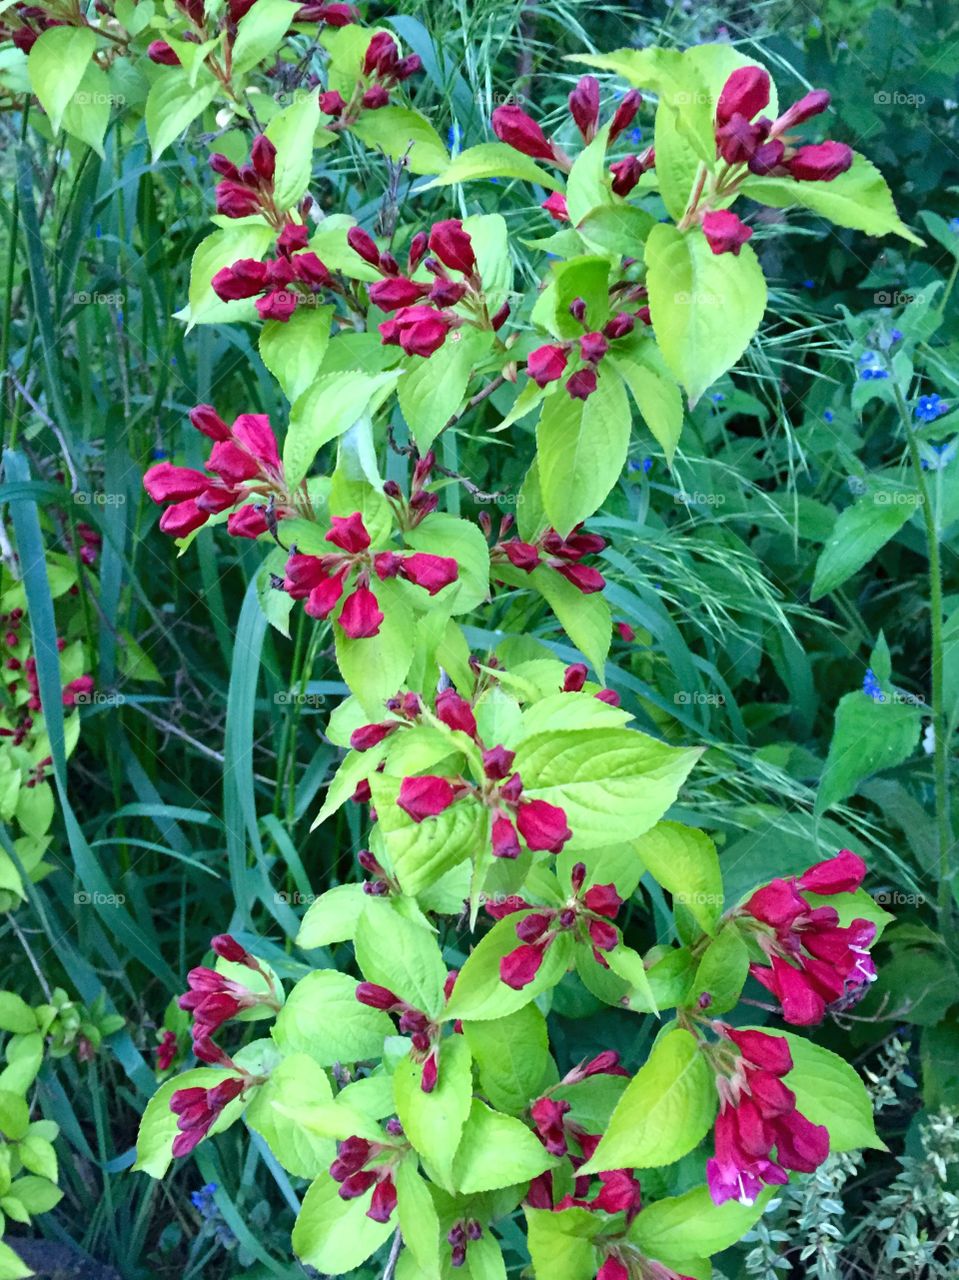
[863,669,885,702]
[858,351,889,381]
[190,1182,236,1248]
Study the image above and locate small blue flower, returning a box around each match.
[889,328,903,343]
[95,223,102,239]
[629,126,643,144]
[711,392,725,403]
[802,279,815,289]
[950,217,959,233]
[447,122,461,153]
[824,410,834,422]
[191,1183,219,1217]
[860,368,889,381]
[863,669,885,702]
[915,393,948,423]
[150,447,168,461]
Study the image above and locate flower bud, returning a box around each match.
[398,775,456,821]
[527,344,568,387]
[491,105,556,162]
[568,75,600,142]
[542,192,569,222]
[319,89,346,116]
[428,219,476,275]
[337,586,384,638]
[701,209,754,256]
[348,226,381,265]
[566,369,597,401]
[609,88,642,143]
[774,89,830,134]
[147,39,180,65]
[250,135,276,181]
[579,331,608,364]
[516,799,572,853]
[785,141,853,182]
[716,65,770,126]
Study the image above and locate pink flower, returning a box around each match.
[491,105,557,162]
[398,553,458,595]
[579,332,609,364]
[227,505,269,539]
[702,210,754,256]
[170,1077,245,1157]
[337,586,384,638]
[326,511,371,554]
[797,848,866,895]
[350,721,401,751]
[190,405,231,440]
[515,799,572,853]
[610,155,643,196]
[256,289,299,321]
[158,501,207,537]
[147,40,180,65]
[348,227,381,266]
[369,277,431,310]
[379,305,453,357]
[566,369,598,400]
[716,65,770,125]
[143,464,210,503]
[398,775,456,821]
[774,89,831,133]
[231,414,280,471]
[531,1097,571,1154]
[492,814,521,859]
[542,192,569,221]
[785,141,853,182]
[609,89,642,143]
[563,663,588,692]
[428,219,476,275]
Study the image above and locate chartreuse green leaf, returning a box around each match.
[266,91,322,208]
[633,821,722,934]
[18,1133,58,1182]
[349,106,449,175]
[354,902,448,1017]
[452,1100,557,1193]
[578,1027,715,1173]
[816,690,922,815]
[260,306,333,404]
[399,329,493,451]
[405,513,491,615]
[297,883,368,948]
[246,1053,335,1179]
[5,1175,62,1216]
[525,1206,603,1280]
[133,1069,247,1178]
[285,369,403,487]
[395,1159,442,1277]
[465,213,512,314]
[742,153,922,245]
[334,580,417,717]
[778,1031,886,1152]
[811,496,914,601]
[145,68,218,159]
[629,1185,774,1266]
[0,1093,29,1141]
[565,127,614,228]
[293,1171,394,1273]
[609,344,684,463]
[419,143,564,193]
[27,27,95,132]
[231,0,299,72]
[463,1003,549,1115]
[0,1238,32,1279]
[446,917,575,1022]
[0,995,36,1036]
[370,775,489,896]
[536,364,630,534]
[515,729,702,851]
[59,63,111,157]
[689,923,749,1014]
[272,970,393,1066]
[311,743,389,830]
[532,255,611,339]
[646,223,766,406]
[393,1036,473,1191]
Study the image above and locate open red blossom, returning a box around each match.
[785,141,853,181]
[398,775,456,821]
[491,105,557,162]
[327,511,372,554]
[379,305,454,357]
[702,210,754,256]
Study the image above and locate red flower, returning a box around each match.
[227,506,269,539]
[170,1077,245,1157]
[319,89,347,116]
[355,982,403,1010]
[515,799,572,853]
[579,332,608,364]
[500,942,547,989]
[609,89,642,143]
[491,105,557,162]
[716,114,768,165]
[492,814,521,859]
[398,775,456,821]
[397,552,459,595]
[147,39,180,65]
[610,155,643,196]
[428,219,476,275]
[702,210,754,256]
[797,848,866,895]
[554,562,604,593]
[143,464,210,503]
[596,1257,629,1280]
[501,540,541,571]
[350,721,401,751]
[435,689,477,737]
[563,663,588,692]
[569,76,600,142]
[327,511,372,554]
[566,369,598,401]
[379,305,454,357]
[338,586,384,638]
[531,1097,571,1154]
[369,277,431,311]
[716,65,770,125]
[542,193,569,222]
[774,89,830,133]
[368,1175,397,1223]
[785,141,853,182]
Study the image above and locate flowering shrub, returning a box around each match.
[38,7,921,1276]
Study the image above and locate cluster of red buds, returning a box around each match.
[319,32,421,121]
[382,451,440,528]
[526,296,637,401]
[2,611,93,755]
[705,1026,828,1205]
[562,662,620,708]
[0,2,64,53]
[370,687,571,856]
[447,1218,484,1269]
[280,511,458,639]
[489,863,623,989]
[147,0,356,69]
[143,404,292,539]
[356,977,457,1092]
[329,1130,401,1222]
[739,849,876,1025]
[210,136,285,224]
[212,221,331,322]
[488,518,607,594]
[526,1051,631,1211]
[698,67,853,255]
[155,1028,179,1072]
[170,934,279,1157]
[352,218,507,358]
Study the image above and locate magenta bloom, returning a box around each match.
[702,210,754,256]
